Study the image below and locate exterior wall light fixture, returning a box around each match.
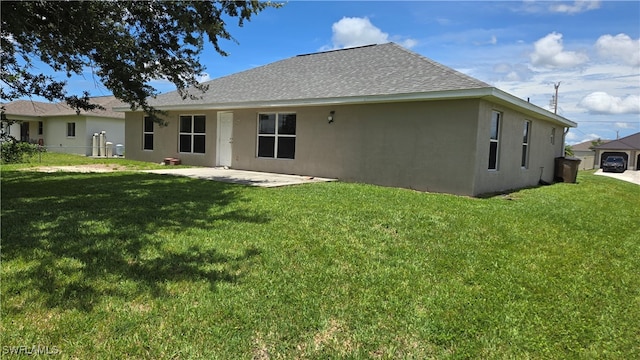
[328,111,335,124]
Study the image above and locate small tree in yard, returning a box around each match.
[564,144,575,157]
[1,0,280,123]
[0,138,42,164]
[589,138,605,150]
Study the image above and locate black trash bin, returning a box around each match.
[554,157,582,183]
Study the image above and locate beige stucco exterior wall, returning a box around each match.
[44,116,87,155]
[573,150,596,170]
[2,116,124,156]
[126,100,481,194]
[0,119,43,143]
[5,122,22,139]
[232,101,480,194]
[38,116,123,156]
[125,110,219,166]
[26,121,44,143]
[472,100,564,195]
[125,99,567,196]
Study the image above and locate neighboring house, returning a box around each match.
[1,96,126,156]
[120,43,576,196]
[571,139,610,170]
[594,132,640,171]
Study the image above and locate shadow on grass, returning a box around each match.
[1,171,268,312]
[475,181,557,199]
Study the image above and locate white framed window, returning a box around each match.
[66,122,76,137]
[179,115,206,154]
[522,120,531,168]
[488,111,501,170]
[143,116,154,150]
[38,121,43,135]
[257,113,296,159]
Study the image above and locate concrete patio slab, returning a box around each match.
[141,167,337,187]
[594,169,640,185]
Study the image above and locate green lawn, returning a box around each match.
[1,152,180,170]
[1,156,639,359]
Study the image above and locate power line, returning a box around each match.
[576,120,639,124]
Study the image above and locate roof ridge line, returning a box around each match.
[197,44,381,86]
[296,43,378,57]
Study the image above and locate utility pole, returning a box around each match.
[553,82,561,114]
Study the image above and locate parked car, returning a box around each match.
[602,156,626,173]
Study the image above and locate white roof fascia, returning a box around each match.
[1,114,40,121]
[115,87,577,128]
[3,112,123,121]
[113,89,491,112]
[483,88,577,128]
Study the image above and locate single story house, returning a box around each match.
[594,132,640,171]
[571,139,610,170]
[119,43,577,196]
[1,96,125,156]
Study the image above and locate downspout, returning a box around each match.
[562,127,569,157]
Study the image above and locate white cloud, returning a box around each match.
[595,34,640,66]
[493,63,511,73]
[327,17,417,50]
[614,122,635,129]
[400,38,418,49]
[583,133,603,140]
[565,131,579,142]
[579,134,604,143]
[473,35,498,46]
[517,0,546,14]
[2,33,16,45]
[566,132,605,145]
[530,32,589,68]
[518,0,600,14]
[504,72,521,81]
[492,63,533,82]
[578,92,640,114]
[549,1,601,14]
[197,73,211,83]
[331,17,389,49]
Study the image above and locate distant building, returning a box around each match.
[570,139,610,170]
[1,96,125,156]
[594,132,640,171]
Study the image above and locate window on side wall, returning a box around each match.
[143,116,154,150]
[522,120,531,168]
[66,122,76,137]
[488,111,501,170]
[257,113,296,159]
[38,121,43,135]
[179,115,206,154]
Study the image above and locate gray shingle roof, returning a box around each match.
[571,139,611,151]
[149,43,491,107]
[2,96,126,119]
[594,132,640,150]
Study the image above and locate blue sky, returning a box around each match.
[25,1,640,144]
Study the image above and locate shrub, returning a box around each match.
[1,140,44,164]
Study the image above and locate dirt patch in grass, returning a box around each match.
[20,164,126,173]
[252,332,271,360]
[312,319,353,352]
